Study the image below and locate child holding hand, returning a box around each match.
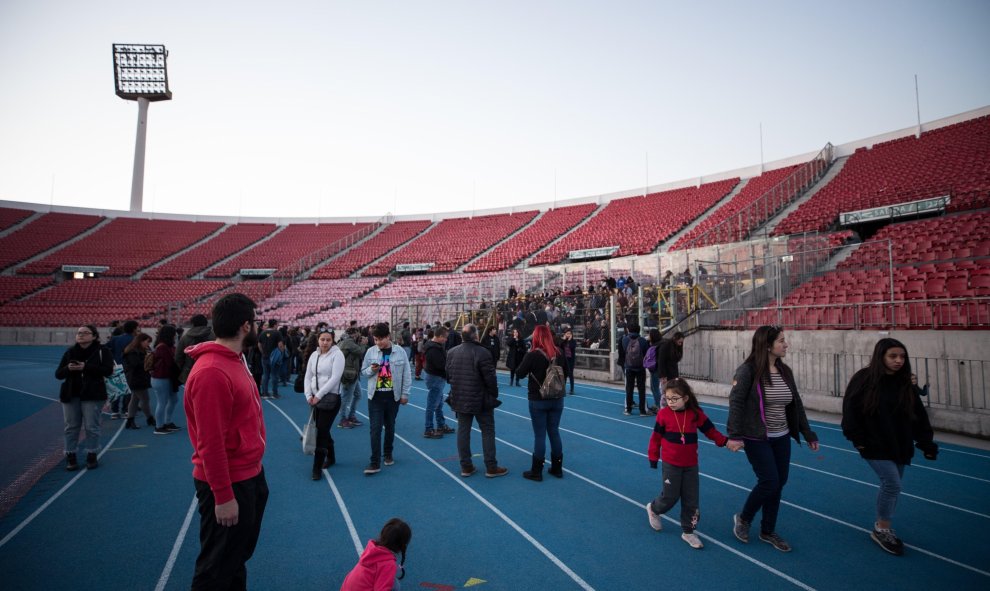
[645,378,728,549]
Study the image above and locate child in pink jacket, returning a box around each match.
[341,518,411,591]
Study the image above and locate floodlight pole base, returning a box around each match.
[130,97,150,212]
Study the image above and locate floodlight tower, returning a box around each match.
[112,44,172,212]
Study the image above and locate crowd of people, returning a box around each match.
[53,288,939,588]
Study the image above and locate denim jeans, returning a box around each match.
[528,398,564,460]
[625,369,647,412]
[151,377,177,426]
[261,356,277,395]
[649,371,662,408]
[424,372,448,431]
[368,392,400,466]
[62,399,102,453]
[456,410,498,471]
[866,459,905,522]
[280,358,290,384]
[339,379,362,421]
[741,434,791,534]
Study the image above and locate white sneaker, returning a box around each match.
[681,532,704,549]
[645,503,662,531]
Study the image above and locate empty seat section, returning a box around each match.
[0,213,103,272]
[465,203,598,272]
[309,220,432,279]
[0,207,34,231]
[254,278,386,320]
[362,212,537,276]
[530,179,738,266]
[20,218,223,276]
[0,277,53,306]
[144,223,276,279]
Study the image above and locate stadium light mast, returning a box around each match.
[112,43,172,212]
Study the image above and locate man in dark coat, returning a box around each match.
[482,327,501,366]
[445,324,507,478]
[176,314,215,385]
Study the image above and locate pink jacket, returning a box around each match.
[340,540,399,591]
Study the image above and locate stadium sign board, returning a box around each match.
[395,263,435,273]
[839,195,949,226]
[569,246,619,260]
[240,268,276,277]
[62,265,109,274]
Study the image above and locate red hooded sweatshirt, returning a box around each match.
[340,540,399,591]
[183,342,266,505]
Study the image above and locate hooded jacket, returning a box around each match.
[340,540,399,591]
[175,325,215,384]
[183,342,266,505]
[337,334,367,385]
[423,339,447,378]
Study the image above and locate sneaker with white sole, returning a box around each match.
[733,513,750,543]
[759,532,792,552]
[645,502,663,531]
[870,527,904,556]
[383,455,394,466]
[681,532,704,549]
[363,464,381,475]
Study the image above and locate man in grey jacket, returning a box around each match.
[176,315,215,385]
[445,324,508,478]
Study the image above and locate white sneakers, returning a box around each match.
[645,503,663,531]
[681,532,704,549]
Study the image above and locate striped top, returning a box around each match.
[764,372,793,436]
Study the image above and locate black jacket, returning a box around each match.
[514,348,566,401]
[656,339,682,379]
[175,325,214,384]
[423,340,447,379]
[445,329,462,351]
[122,348,152,390]
[56,344,114,402]
[445,339,498,414]
[841,369,936,464]
[727,361,817,444]
[505,336,527,369]
[483,335,501,365]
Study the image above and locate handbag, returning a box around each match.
[102,348,130,401]
[302,412,317,455]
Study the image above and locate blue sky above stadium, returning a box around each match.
[0,0,988,219]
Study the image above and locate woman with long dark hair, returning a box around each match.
[505,328,527,387]
[726,325,818,552]
[150,324,181,435]
[842,338,937,556]
[122,332,155,429]
[55,325,114,470]
[513,325,566,481]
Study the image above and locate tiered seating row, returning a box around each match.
[19,218,223,277]
[0,277,54,306]
[206,223,376,278]
[0,207,33,232]
[363,212,538,276]
[310,220,432,279]
[144,223,277,279]
[0,213,103,272]
[530,179,739,265]
[773,116,990,235]
[465,203,598,272]
[255,278,386,321]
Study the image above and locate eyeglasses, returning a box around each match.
[664,395,683,403]
[76,330,93,335]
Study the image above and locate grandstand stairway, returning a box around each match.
[760,156,849,236]
[134,223,231,279]
[193,225,288,279]
[4,216,112,276]
[658,179,751,252]
[455,210,547,273]
[297,222,390,281]
[519,202,607,268]
[0,211,43,240]
[353,221,440,277]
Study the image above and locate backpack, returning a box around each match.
[533,351,566,400]
[644,344,658,371]
[143,350,155,373]
[625,337,644,369]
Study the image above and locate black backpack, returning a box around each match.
[625,337,644,369]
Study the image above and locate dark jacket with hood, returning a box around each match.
[337,334,367,385]
[423,340,447,379]
[514,347,566,402]
[727,360,818,445]
[445,339,498,414]
[123,347,152,390]
[175,325,215,384]
[656,338,682,379]
[56,343,114,402]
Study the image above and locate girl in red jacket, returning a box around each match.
[645,378,728,549]
[341,518,411,591]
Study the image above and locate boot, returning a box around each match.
[146,415,157,427]
[65,452,78,472]
[86,452,98,470]
[125,417,139,429]
[312,448,327,480]
[323,443,336,469]
[522,456,544,482]
[548,455,563,478]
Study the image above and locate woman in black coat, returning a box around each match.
[55,325,114,471]
[505,328,528,386]
[122,332,155,429]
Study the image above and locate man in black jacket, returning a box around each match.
[423,327,454,439]
[445,324,508,478]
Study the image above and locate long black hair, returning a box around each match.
[744,325,793,389]
[860,338,915,419]
[155,325,177,348]
[664,378,701,414]
[377,517,412,578]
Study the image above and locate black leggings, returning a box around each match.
[313,395,341,451]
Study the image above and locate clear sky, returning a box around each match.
[1,0,988,220]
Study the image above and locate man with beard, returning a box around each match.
[183,293,268,590]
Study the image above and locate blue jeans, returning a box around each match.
[741,434,791,534]
[261,356,278,395]
[866,459,905,522]
[649,371,662,408]
[529,398,564,460]
[151,377,177,426]
[424,372,448,430]
[368,392,400,466]
[339,379,362,421]
[62,399,102,453]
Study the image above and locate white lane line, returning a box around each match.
[155,495,198,591]
[484,400,990,578]
[0,419,126,549]
[265,401,363,556]
[406,401,815,591]
[0,384,58,401]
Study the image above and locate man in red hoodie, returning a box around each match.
[183,293,268,590]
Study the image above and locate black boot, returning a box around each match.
[86,452,98,470]
[312,448,327,480]
[125,417,139,429]
[523,456,544,482]
[147,416,156,427]
[65,453,78,472]
[548,455,563,478]
[323,442,336,469]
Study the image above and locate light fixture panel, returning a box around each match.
[112,43,172,101]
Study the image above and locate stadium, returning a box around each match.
[1,3,989,590]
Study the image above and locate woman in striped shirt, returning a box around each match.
[726,325,819,553]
